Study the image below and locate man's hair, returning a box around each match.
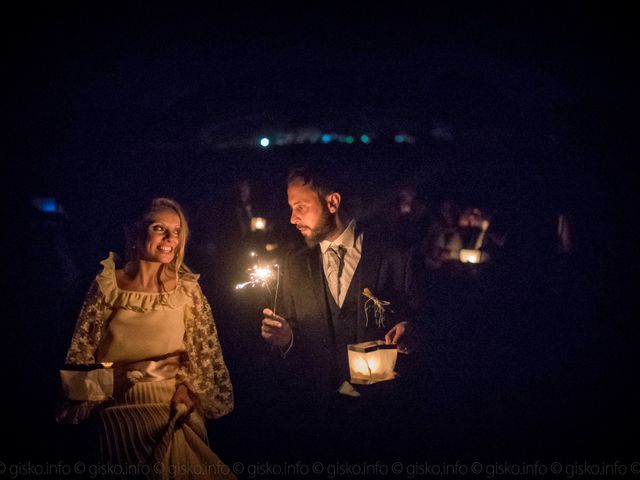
[287,164,355,220]
[286,165,341,200]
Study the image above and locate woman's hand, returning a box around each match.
[171,383,195,416]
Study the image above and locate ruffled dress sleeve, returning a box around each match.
[57,273,110,424]
[64,280,107,365]
[178,275,234,419]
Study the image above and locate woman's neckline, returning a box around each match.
[113,268,179,295]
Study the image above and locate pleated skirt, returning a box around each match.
[98,379,236,479]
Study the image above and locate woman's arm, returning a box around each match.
[65,280,106,364]
[179,283,234,419]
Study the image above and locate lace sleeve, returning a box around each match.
[178,283,234,419]
[65,280,107,364]
[57,280,109,424]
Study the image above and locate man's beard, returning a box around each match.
[303,206,336,247]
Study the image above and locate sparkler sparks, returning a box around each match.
[235,260,281,313]
[235,264,278,290]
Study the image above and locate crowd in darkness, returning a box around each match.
[7,148,634,477]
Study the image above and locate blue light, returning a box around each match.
[345,136,354,144]
[259,137,270,147]
[321,134,332,143]
[360,134,370,144]
[32,197,59,213]
[394,134,405,143]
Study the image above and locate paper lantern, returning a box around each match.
[459,249,484,264]
[347,340,398,385]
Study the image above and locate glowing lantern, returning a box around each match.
[347,340,398,385]
[459,249,484,264]
[251,217,267,231]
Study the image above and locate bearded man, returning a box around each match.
[258,165,422,459]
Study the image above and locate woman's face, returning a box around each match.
[139,208,181,264]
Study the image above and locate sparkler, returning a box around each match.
[235,252,281,313]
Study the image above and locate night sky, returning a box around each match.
[5,2,638,475]
[8,3,635,282]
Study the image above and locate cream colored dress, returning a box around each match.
[61,253,235,479]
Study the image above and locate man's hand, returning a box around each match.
[385,321,415,354]
[261,308,293,348]
[171,383,195,416]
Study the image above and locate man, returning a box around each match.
[260,166,421,459]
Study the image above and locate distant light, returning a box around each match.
[460,249,484,264]
[360,134,370,144]
[265,243,278,252]
[31,197,60,213]
[259,137,270,147]
[345,136,354,144]
[251,217,267,232]
[321,134,332,143]
[395,133,416,144]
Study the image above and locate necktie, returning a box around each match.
[327,245,346,305]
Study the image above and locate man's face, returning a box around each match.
[287,178,335,246]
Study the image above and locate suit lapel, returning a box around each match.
[306,245,332,325]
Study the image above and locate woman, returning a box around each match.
[58,197,235,479]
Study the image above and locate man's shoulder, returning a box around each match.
[283,244,317,268]
[359,223,411,257]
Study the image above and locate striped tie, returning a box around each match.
[327,245,346,305]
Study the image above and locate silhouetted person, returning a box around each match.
[422,200,463,269]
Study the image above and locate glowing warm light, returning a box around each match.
[351,356,371,376]
[235,251,281,313]
[459,249,482,264]
[251,217,267,231]
[235,264,278,290]
[265,243,278,252]
[347,340,397,385]
[100,362,114,368]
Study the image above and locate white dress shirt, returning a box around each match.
[319,220,363,307]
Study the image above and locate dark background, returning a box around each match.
[4,2,637,477]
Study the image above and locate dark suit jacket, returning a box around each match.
[276,224,420,398]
